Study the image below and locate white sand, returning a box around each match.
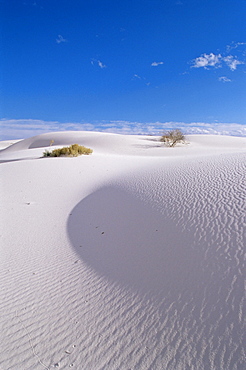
[0,131,245,370]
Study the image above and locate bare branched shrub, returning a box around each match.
[43,144,93,157]
[160,129,185,147]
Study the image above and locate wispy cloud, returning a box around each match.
[1,119,245,140]
[23,1,43,9]
[132,74,151,86]
[56,35,67,44]
[91,59,107,68]
[151,61,164,67]
[98,60,106,68]
[218,76,231,82]
[226,42,246,53]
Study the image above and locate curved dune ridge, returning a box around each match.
[0,131,245,369]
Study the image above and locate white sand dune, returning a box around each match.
[0,131,245,369]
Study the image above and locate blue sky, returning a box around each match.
[1,0,246,139]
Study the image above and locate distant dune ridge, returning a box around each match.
[0,131,245,369]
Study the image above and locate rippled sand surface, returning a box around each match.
[0,132,245,369]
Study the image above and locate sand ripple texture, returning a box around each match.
[1,149,245,369]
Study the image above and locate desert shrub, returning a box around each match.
[43,149,52,157]
[43,144,93,157]
[160,129,185,147]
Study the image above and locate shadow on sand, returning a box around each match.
[67,185,205,298]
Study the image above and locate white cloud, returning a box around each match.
[192,53,222,69]
[151,61,164,67]
[218,76,231,82]
[56,35,67,44]
[98,60,106,69]
[91,59,107,68]
[191,44,245,71]
[1,119,245,140]
[223,55,244,71]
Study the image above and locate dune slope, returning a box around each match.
[0,131,245,369]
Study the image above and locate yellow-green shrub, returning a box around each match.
[43,144,93,157]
